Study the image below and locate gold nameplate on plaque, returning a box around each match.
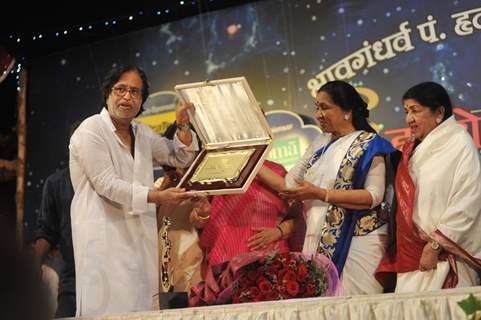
[190,149,256,184]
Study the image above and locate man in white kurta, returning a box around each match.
[69,67,198,316]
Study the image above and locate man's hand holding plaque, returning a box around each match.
[148,188,194,206]
[175,101,194,146]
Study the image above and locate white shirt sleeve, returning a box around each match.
[70,127,146,213]
[364,156,386,209]
[286,136,326,188]
[148,127,199,168]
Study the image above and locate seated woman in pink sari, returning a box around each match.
[376,82,481,292]
[188,160,311,306]
[192,160,295,268]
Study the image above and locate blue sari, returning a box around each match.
[316,132,396,274]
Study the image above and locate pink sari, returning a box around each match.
[199,160,290,267]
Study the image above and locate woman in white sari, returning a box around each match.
[376,82,481,292]
[262,81,396,295]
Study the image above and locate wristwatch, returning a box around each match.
[430,241,440,251]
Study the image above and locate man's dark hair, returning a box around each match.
[101,65,150,116]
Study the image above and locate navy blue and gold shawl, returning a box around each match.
[317,132,396,274]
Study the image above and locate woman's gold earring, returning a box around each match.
[436,118,442,124]
[344,114,349,120]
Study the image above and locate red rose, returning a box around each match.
[288,258,298,268]
[258,280,272,294]
[247,270,258,281]
[297,263,309,281]
[249,286,261,300]
[241,276,252,287]
[286,281,300,296]
[271,259,283,270]
[297,285,305,295]
[278,268,288,281]
[235,296,248,304]
[266,266,278,277]
[280,252,291,259]
[265,290,280,301]
[240,282,250,293]
[306,284,317,296]
[283,270,297,283]
[256,276,269,286]
[280,290,290,299]
[274,283,283,293]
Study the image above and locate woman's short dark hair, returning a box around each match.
[101,65,150,116]
[317,80,376,133]
[402,82,453,121]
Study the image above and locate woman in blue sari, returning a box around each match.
[275,81,396,295]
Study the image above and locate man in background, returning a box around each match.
[33,123,80,317]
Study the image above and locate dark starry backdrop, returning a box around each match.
[23,0,481,238]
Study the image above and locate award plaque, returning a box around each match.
[175,77,272,195]
[190,148,255,184]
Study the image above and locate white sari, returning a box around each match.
[396,116,481,292]
[286,131,387,295]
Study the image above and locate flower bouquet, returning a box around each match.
[232,251,337,303]
[189,251,339,306]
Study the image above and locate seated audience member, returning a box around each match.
[376,82,481,292]
[188,160,300,306]
[156,123,204,293]
[194,160,295,268]
[0,225,50,320]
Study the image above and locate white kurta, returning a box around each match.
[286,131,387,295]
[396,116,481,292]
[69,109,198,316]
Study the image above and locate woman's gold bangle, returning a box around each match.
[195,209,210,220]
[276,226,284,239]
[324,189,330,203]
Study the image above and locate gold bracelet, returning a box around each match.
[324,189,330,203]
[276,226,284,239]
[195,209,210,220]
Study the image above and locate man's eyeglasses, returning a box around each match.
[111,85,142,99]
